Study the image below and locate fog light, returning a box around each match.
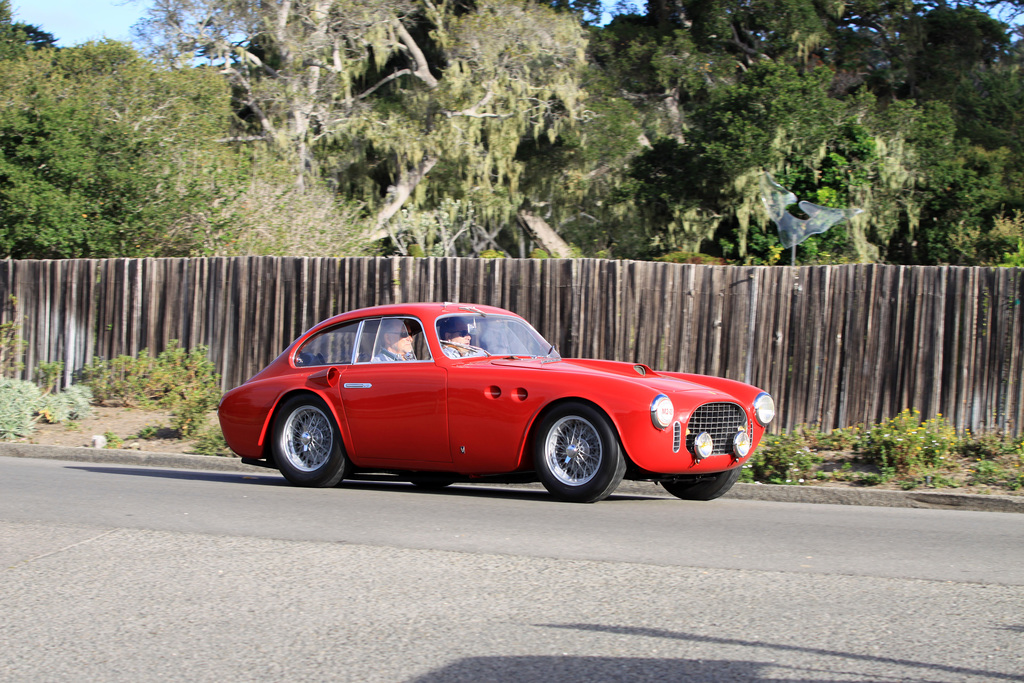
[733,430,751,458]
[694,431,714,460]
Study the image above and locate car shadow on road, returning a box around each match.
[66,466,286,486]
[64,465,661,501]
[516,624,1021,682]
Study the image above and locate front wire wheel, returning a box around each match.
[272,395,349,487]
[534,402,625,503]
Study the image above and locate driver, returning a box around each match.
[438,317,474,358]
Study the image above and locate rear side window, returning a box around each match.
[294,321,360,366]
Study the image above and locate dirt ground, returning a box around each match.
[23,406,214,454]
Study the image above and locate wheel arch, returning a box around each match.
[523,396,633,470]
[259,388,349,460]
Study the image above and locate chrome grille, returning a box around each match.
[685,403,747,456]
[672,421,681,453]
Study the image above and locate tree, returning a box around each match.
[138,0,588,248]
[0,41,240,258]
[0,0,56,60]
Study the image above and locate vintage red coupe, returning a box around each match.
[218,302,775,502]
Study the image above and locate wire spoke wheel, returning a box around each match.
[544,415,603,486]
[280,405,333,472]
[534,402,625,503]
[271,395,349,487]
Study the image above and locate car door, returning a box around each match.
[340,317,451,464]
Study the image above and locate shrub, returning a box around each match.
[0,378,41,440]
[80,341,221,437]
[35,361,64,395]
[855,409,957,475]
[188,420,232,457]
[654,251,728,265]
[37,385,95,424]
[741,430,823,484]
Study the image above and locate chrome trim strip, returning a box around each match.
[343,383,372,389]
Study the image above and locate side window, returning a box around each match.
[294,321,360,366]
[356,319,381,363]
[368,317,431,363]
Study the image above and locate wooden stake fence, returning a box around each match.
[2,257,1021,435]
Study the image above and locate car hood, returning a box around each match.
[485,357,741,402]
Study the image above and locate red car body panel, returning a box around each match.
[218,302,771,479]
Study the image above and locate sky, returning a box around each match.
[7,1,646,46]
[11,0,149,47]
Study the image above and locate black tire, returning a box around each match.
[661,467,741,501]
[271,394,350,487]
[533,402,626,503]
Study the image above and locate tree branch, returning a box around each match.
[366,155,440,241]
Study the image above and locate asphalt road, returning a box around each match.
[2,455,1023,682]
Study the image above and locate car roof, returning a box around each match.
[311,302,518,332]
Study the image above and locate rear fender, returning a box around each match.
[259,387,351,460]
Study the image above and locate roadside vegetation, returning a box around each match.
[0,326,229,455]
[743,410,1024,495]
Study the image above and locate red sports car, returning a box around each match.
[218,302,775,503]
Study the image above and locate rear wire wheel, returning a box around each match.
[272,394,350,487]
[534,402,625,503]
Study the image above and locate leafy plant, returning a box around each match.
[0,378,40,440]
[188,421,232,457]
[36,386,93,424]
[855,409,957,475]
[35,361,64,395]
[102,430,123,449]
[741,430,823,484]
[0,295,26,377]
[134,424,161,440]
[79,341,221,437]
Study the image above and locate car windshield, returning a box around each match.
[436,314,559,360]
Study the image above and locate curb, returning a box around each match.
[2,443,1022,514]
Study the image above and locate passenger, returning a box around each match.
[438,317,474,358]
[373,319,416,361]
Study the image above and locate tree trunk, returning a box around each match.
[516,210,573,258]
[366,155,439,241]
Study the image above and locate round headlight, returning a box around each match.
[733,430,751,458]
[650,394,674,430]
[754,392,775,427]
[694,431,714,460]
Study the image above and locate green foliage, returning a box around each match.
[103,430,123,449]
[2,0,1022,264]
[80,341,221,437]
[1001,241,1024,268]
[188,421,232,457]
[44,385,92,423]
[0,40,244,258]
[0,295,25,377]
[0,377,40,440]
[133,424,161,440]
[35,361,64,395]
[653,251,727,265]
[855,409,958,475]
[740,431,824,485]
